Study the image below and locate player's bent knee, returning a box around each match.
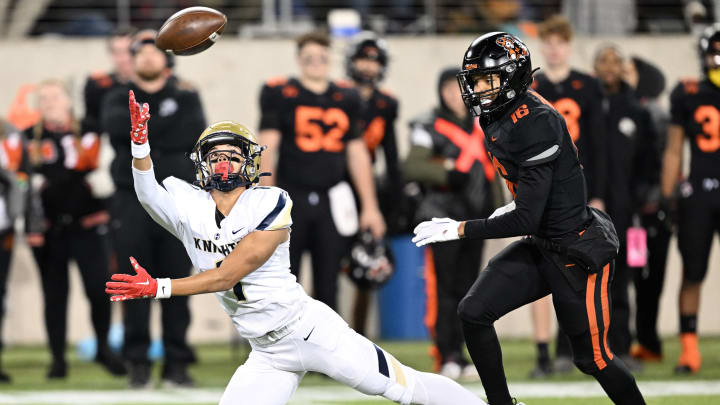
[572,357,599,375]
[457,295,493,326]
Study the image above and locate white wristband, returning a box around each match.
[155,278,172,299]
[131,141,151,159]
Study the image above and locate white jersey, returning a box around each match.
[132,165,307,338]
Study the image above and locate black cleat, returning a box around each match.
[96,348,127,376]
[162,366,194,388]
[0,370,10,383]
[128,363,152,389]
[46,361,67,379]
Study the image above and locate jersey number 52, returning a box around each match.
[295,106,349,152]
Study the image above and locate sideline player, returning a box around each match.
[412,32,645,405]
[661,23,720,374]
[105,91,486,405]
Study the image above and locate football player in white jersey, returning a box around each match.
[105,91,486,405]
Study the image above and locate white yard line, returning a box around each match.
[0,381,718,404]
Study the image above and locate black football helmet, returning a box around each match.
[457,32,535,120]
[346,31,389,84]
[345,231,394,289]
[699,23,720,86]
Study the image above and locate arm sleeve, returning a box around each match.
[258,84,281,131]
[585,82,608,200]
[463,162,553,239]
[381,103,402,189]
[132,165,185,239]
[402,122,448,186]
[669,83,687,126]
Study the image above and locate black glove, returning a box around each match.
[447,169,470,191]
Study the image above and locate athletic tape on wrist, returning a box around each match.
[155,278,172,299]
[131,142,150,159]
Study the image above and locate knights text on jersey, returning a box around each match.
[258,77,361,189]
[137,169,307,338]
[481,90,588,237]
[670,78,720,181]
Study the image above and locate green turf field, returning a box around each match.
[1,337,719,404]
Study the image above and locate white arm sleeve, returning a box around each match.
[132,165,184,239]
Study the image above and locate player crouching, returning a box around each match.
[105,90,485,405]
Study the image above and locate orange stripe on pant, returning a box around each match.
[423,247,441,372]
[585,271,607,370]
[600,264,613,361]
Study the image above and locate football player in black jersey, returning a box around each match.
[661,23,720,374]
[344,32,400,334]
[413,33,646,405]
[258,31,385,310]
[530,15,609,375]
[84,27,137,134]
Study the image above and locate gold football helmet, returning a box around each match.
[189,121,268,191]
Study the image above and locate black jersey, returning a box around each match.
[259,77,361,190]
[670,78,720,182]
[84,71,125,133]
[532,70,606,201]
[465,90,589,239]
[357,86,400,185]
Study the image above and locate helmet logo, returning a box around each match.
[465,63,478,70]
[495,36,528,61]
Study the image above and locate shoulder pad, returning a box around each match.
[89,71,113,88]
[265,76,288,87]
[334,79,355,88]
[162,176,203,197]
[246,186,293,231]
[680,77,700,94]
[176,79,198,92]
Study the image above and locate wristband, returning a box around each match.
[155,278,172,299]
[131,141,151,159]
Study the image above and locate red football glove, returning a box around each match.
[129,90,151,145]
[106,257,157,301]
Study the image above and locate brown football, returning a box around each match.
[156,6,227,56]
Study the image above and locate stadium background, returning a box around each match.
[1,1,719,404]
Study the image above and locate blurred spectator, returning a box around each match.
[529,14,607,377]
[563,0,636,35]
[624,56,673,363]
[660,23,720,374]
[343,32,400,335]
[257,31,385,310]
[594,44,658,372]
[101,30,203,388]
[0,119,43,383]
[404,67,496,380]
[83,26,137,134]
[26,79,126,379]
[437,0,528,34]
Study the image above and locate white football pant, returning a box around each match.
[219,298,485,405]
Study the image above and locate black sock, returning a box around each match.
[461,321,512,405]
[680,315,697,334]
[592,357,646,405]
[537,342,550,367]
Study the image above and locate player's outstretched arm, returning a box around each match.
[106,228,289,301]
[129,90,152,170]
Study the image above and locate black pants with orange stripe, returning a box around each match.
[458,238,645,405]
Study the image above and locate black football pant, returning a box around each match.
[557,242,633,358]
[111,190,196,369]
[282,185,349,310]
[0,230,13,353]
[32,225,111,366]
[430,238,483,363]
[458,239,645,405]
[633,213,671,354]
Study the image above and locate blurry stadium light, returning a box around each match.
[6,0,52,38]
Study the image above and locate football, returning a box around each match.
[155,6,227,56]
